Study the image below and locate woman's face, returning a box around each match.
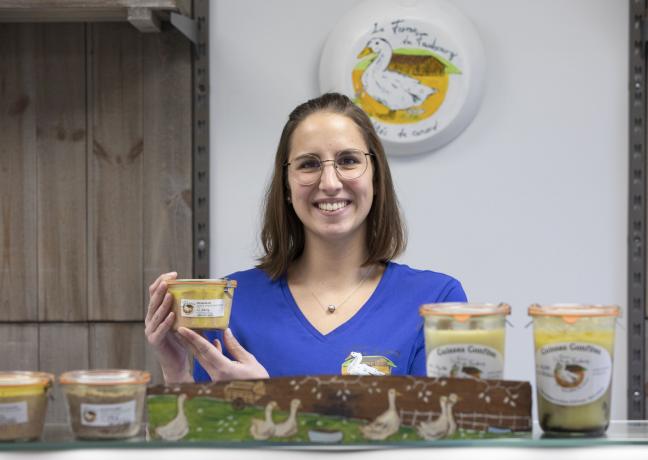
[286,112,374,245]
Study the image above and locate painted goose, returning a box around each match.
[250,401,278,440]
[273,399,302,438]
[359,388,401,440]
[155,393,189,441]
[358,37,437,111]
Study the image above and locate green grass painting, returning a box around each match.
[147,396,528,443]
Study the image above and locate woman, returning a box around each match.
[145,93,466,383]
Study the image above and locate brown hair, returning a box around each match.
[256,93,406,279]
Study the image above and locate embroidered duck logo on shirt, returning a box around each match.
[341,351,396,376]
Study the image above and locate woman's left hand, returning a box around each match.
[177,327,270,382]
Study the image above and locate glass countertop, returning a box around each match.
[1,421,648,451]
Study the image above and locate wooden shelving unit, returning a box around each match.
[0,0,207,423]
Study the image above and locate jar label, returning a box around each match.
[426,343,503,379]
[80,400,136,426]
[535,342,612,406]
[0,401,28,425]
[180,299,224,318]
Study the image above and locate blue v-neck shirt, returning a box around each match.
[193,261,466,381]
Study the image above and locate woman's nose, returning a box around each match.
[318,162,343,191]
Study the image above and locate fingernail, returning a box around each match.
[225,328,232,337]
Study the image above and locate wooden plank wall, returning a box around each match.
[0,22,192,422]
[0,24,38,322]
[37,24,87,322]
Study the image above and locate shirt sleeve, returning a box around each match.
[442,277,468,302]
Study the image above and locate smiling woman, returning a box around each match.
[284,111,375,250]
[144,93,467,383]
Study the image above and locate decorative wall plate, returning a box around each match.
[319,0,485,155]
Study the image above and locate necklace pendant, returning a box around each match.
[327,304,336,314]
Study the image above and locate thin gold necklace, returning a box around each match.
[309,266,374,314]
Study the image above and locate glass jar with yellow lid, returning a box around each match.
[0,371,54,441]
[59,369,150,439]
[528,304,620,436]
[167,279,237,330]
[419,303,511,379]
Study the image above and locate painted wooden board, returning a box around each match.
[88,23,144,321]
[142,28,192,311]
[147,376,532,443]
[35,23,87,321]
[0,24,38,321]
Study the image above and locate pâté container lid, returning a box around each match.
[420,302,511,321]
[528,303,620,317]
[167,279,237,287]
[59,369,151,386]
[528,303,620,321]
[0,371,54,388]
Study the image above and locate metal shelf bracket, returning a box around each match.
[190,0,209,278]
[628,0,646,419]
[170,11,197,44]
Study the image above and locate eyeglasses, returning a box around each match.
[284,149,375,186]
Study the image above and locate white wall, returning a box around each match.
[210,0,629,419]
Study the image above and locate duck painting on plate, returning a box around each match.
[357,37,438,113]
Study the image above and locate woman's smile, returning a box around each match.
[314,199,351,213]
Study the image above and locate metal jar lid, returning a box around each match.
[59,369,151,386]
[528,303,620,323]
[0,371,54,388]
[420,302,511,322]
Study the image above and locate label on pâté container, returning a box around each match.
[180,299,225,317]
[80,400,136,426]
[0,401,28,425]
[426,343,503,379]
[535,342,612,406]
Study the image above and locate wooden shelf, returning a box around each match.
[0,0,191,32]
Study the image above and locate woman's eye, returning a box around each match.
[336,152,362,166]
[296,158,321,170]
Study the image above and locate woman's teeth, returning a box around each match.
[317,201,348,211]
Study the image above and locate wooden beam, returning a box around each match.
[128,7,161,33]
[0,1,181,8]
[0,0,186,24]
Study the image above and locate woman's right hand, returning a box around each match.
[145,272,193,383]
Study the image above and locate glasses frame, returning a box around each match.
[284,150,375,186]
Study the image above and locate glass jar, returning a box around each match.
[528,304,620,436]
[419,303,511,379]
[0,371,53,441]
[167,279,237,330]
[59,369,150,439]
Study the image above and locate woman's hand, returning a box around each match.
[177,327,270,382]
[145,272,193,383]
